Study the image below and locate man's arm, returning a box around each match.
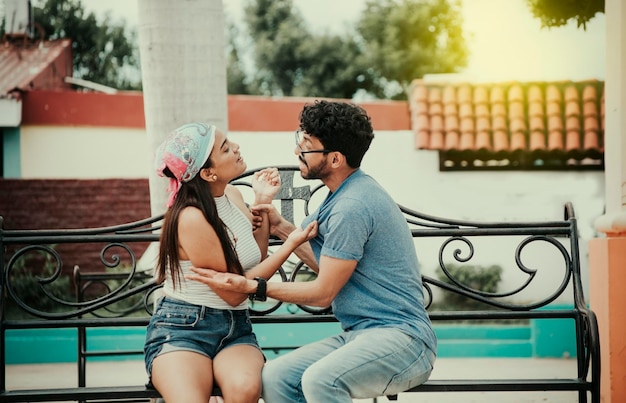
[187,255,355,307]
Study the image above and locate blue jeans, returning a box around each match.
[144,296,261,377]
[261,327,436,403]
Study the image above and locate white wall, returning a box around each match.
[19,126,604,304]
[20,126,151,179]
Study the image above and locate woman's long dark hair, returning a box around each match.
[156,161,244,288]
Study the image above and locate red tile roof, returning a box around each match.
[409,79,605,169]
[0,38,73,98]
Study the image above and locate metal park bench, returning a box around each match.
[0,166,600,402]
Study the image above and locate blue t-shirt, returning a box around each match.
[301,169,437,353]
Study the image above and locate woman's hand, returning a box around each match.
[250,203,284,234]
[285,221,318,248]
[252,168,281,204]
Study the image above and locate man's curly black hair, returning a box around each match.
[299,100,374,168]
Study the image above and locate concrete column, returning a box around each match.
[589,0,626,401]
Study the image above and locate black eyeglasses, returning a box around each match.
[295,130,332,155]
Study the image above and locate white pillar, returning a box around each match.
[137,0,228,216]
[595,0,626,231]
[589,1,626,402]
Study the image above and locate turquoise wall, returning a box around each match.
[2,126,21,178]
[5,317,576,365]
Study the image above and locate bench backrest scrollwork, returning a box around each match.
[0,166,597,396]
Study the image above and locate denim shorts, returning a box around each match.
[144,296,262,376]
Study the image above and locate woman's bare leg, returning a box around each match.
[151,350,214,403]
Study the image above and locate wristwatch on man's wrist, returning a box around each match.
[249,277,267,302]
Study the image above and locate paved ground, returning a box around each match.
[6,357,581,402]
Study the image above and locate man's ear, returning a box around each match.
[330,151,344,168]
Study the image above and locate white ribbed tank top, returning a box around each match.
[163,194,262,309]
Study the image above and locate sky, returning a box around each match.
[81,0,606,83]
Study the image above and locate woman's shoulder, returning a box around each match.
[224,184,244,201]
[178,205,207,227]
[224,184,252,217]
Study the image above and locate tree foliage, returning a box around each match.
[233,0,468,100]
[225,19,252,95]
[31,0,141,90]
[357,0,468,99]
[240,0,370,98]
[6,0,470,99]
[525,0,605,30]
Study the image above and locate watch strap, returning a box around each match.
[249,277,267,302]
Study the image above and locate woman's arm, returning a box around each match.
[243,221,317,280]
[185,221,318,295]
[228,168,281,259]
[251,203,320,273]
[177,206,251,306]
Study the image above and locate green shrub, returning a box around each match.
[4,250,72,319]
[435,263,503,311]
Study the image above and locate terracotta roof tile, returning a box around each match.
[476,130,491,150]
[583,101,597,117]
[491,103,506,117]
[493,130,509,152]
[475,103,489,118]
[431,131,445,149]
[529,102,543,117]
[474,86,488,104]
[582,85,597,102]
[409,79,604,169]
[546,101,561,116]
[546,85,562,103]
[565,100,580,117]
[548,115,563,132]
[530,116,545,132]
[444,115,459,132]
[459,103,473,118]
[548,130,564,150]
[528,85,543,103]
[442,86,457,104]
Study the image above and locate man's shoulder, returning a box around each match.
[343,174,393,204]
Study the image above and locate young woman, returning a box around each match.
[144,122,316,403]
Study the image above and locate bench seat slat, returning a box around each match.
[410,378,592,392]
[0,386,159,402]
[0,378,593,402]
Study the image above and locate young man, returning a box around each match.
[187,100,437,402]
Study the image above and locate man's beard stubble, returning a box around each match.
[299,155,329,181]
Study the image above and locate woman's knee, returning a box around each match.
[220,377,261,402]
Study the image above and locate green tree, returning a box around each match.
[32,0,141,90]
[525,0,604,30]
[238,0,468,100]
[356,0,468,99]
[243,0,311,96]
[226,19,252,95]
[242,0,375,98]
[294,34,372,98]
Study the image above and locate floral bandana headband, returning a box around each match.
[155,122,216,208]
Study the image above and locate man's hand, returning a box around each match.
[186,269,254,293]
[251,168,281,204]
